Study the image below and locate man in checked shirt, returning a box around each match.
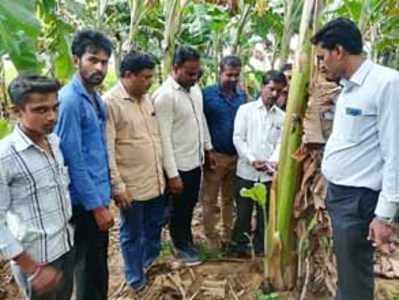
[0,75,74,300]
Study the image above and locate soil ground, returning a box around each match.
[1,205,399,300]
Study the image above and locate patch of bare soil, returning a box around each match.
[1,205,399,300]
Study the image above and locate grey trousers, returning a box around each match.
[326,182,378,300]
[11,250,74,300]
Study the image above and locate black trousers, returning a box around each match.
[326,182,378,300]
[169,167,202,250]
[231,177,269,253]
[72,206,109,300]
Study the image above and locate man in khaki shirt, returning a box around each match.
[104,52,165,294]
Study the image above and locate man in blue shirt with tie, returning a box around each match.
[202,56,246,249]
[55,30,114,300]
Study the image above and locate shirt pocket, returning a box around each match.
[268,124,282,145]
[341,106,376,143]
[32,167,61,213]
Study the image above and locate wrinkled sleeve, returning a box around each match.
[56,96,102,210]
[0,161,23,260]
[201,89,213,150]
[375,77,399,219]
[233,106,255,164]
[203,112,213,151]
[154,92,179,179]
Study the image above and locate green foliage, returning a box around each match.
[0,118,11,139]
[254,290,279,300]
[240,183,268,208]
[0,0,42,73]
[37,0,75,82]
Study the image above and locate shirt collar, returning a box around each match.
[11,125,57,152]
[71,73,101,101]
[167,76,192,93]
[256,98,278,112]
[116,81,151,103]
[340,59,373,88]
[117,81,134,101]
[216,84,242,97]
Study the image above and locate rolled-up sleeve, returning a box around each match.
[375,77,399,219]
[56,97,103,210]
[154,92,179,179]
[233,106,255,164]
[0,162,23,260]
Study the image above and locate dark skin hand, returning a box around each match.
[168,176,184,194]
[113,190,131,210]
[13,252,62,295]
[93,206,114,232]
[205,150,217,171]
[368,218,397,254]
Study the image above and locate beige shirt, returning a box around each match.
[104,81,165,201]
[153,76,212,178]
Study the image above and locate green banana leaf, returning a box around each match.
[0,0,42,73]
[240,182,268,207]
[0,119,12,139]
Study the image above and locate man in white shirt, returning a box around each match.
[312,18,399,300]
[231,70,286,256]
[153,47,214,266]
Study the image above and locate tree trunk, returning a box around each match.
[358,0,371,35]
[278,0,294,70]
[267,0,323,290]
[162,0,190,79]
[127,0,146,49]
[231,4,252,55]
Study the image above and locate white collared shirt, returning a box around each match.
[233,99,285,182]
[0,126,73,263]
[322,59,399,219]
[153,76,212,178]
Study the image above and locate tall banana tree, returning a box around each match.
[267,0,323,290]
[162,0,190,79]
[127,0,160,49]
[278,0,304,69]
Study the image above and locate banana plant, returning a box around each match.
[37,0,75,83]
[0,0,42,73]
[162,0,190,79]
[268,0,323,290]
[0,119,11,139]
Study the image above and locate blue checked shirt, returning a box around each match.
[0,126,73,264]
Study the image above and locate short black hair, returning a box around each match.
[262,70,287,86]
[120,51,156,77]
[8,75,61,106]
[220,55,242,72]
[311,17,363,55]
[281,63,292,73]
[71,29,113,58]
[173,46,200,67]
